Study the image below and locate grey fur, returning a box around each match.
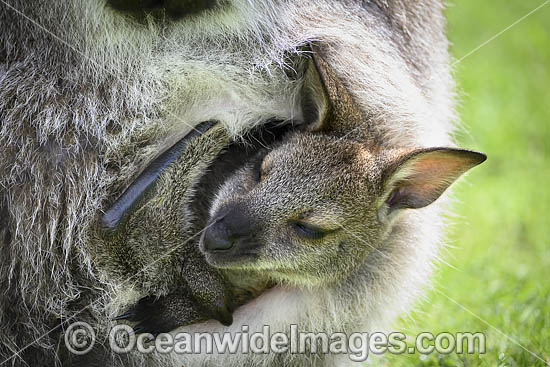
[1,0,459,366]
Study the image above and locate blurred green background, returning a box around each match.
[382,1,550,366]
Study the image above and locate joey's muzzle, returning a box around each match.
[202,204,256,252]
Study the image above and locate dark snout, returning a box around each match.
[202,204,256,253]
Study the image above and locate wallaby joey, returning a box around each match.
[119,47,486,335]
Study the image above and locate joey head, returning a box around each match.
[200,48,486,290]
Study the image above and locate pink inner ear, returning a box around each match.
[386,149,485,210]
[407,153,466,187]
[412,152,470,178]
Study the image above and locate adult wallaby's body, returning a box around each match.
[1,0,459,366]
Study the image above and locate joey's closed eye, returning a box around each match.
[290,220,339,240]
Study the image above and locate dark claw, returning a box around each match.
[214,307,233,326]
[111,311,135,321]
[130,326,144,335]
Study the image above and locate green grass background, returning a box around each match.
[382,1,550,366]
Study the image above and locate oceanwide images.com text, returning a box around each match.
[65,322,486,361]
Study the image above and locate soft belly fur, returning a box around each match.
[0,0,454,366]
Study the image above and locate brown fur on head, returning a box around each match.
[200,47,486,287]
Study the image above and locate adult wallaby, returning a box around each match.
[2,0,466,366]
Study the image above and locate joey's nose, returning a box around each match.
[203,221,233,251]
[203,205,255,252]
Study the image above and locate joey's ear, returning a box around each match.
[300,44,364,132]
[101,120,217,230]
[300,57,330,131]
[380,148,486,217]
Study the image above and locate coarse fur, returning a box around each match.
[1,0,457,366]
[103,120,287,334]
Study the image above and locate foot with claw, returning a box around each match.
[113,287,234,336]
